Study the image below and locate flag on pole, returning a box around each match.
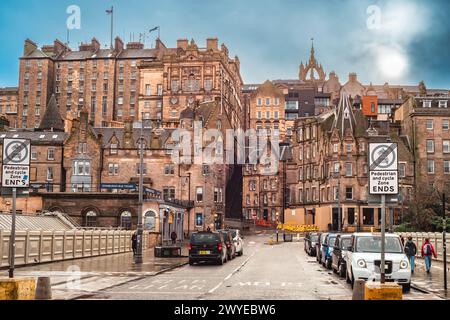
[106,7,113,14]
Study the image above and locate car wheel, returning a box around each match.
[346,268,351,284]
[189,260,194,266]
[339,264,346,278]
[350,271,355,289]
[402,283,411,293]
[326,259,332,270]
[218,257,224,265]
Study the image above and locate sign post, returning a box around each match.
[2,138,31,278]
[369,142,398,284]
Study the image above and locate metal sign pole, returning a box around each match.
[8,187,17,278]
[381,194,386,284]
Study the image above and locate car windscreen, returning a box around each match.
[341,238,352,249]
[356,236,403,254]
[191,233,220,244]
[310,235,319,242]
[329,236,337,247]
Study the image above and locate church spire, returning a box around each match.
[299,38,326,82]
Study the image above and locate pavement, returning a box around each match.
[0,246,188,300]
[411,258,450,300]
[0,233,447,300]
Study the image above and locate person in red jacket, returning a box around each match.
[421,238,437,273]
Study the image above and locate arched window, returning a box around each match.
[120,211,132,230]
[144,211,157,231]
[85,211,97,228]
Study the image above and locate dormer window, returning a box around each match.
[439,100,448,108]
[423,100,432,108]
[110,143,118,154]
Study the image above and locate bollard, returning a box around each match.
[352,280,366,300]
[35,277,52,300]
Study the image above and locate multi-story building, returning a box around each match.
[395,94,450,192]
[16,37,243,130]
[0,87,19,128]
[285,94,415,231]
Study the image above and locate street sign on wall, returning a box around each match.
[2,139,31,188]
[369,143,398,195]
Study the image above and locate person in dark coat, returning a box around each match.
[131,232,137,255]
[171,231,177,245]
[404,236,417,273]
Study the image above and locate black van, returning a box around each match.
[189,231,228,265]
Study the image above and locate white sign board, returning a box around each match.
[369,143,398,195]
[2,139,31,188]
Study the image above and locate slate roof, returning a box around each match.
[0,131,66,144]
[38,95,65,132]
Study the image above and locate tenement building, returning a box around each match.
[16,37,243,130]
[284,94,415,231]
[0,87,18,128]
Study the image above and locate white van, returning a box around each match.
[345,233,411,292]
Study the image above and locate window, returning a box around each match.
[108,163,119,176]
[78,142,87,154]
[164,164,175,175]
[427,160,435,174]
[195,213,204,227]
[249,180,256,191]
[333,143,339,153]
[445,161,450,174]
[85,211,97,228]
[185,79,200,92]
[46,167,54,181]
[196,187,203,202]
[371,102,375,113]
[334,162,340,173]
[333,187,339,201]
[439,100,448,108]
[117,97,124,105]
[346,144,352,153]
[443,120,450,130]
[345,187,353,200]
[423,100,432,108]
[47,148,55,160]
[74,161,90,176]
[427,140,434,153]
[399,163,406,177]
[274,111,279,119]
[120,211,132,230]
[257,98,262,106]
[144,211,156,231]
[274,98,280,106]
[265,98,270,106]
[444,141,450,154]
[163,187,175,200]
[145,84,151,96]
[157,84,163,96]
[214,188,223,203]
[136,163,147,175]
[171,80,179,92]
[257,111,261,119]
[110,143,118,154]
[426,119,433,130]
[31,148,37,160]
[345,163,352,176]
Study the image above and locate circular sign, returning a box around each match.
[370,145,396,169]
[5,141,29,164]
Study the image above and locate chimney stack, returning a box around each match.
[177,39,188,50]
[24,39,37,56]
[115,37,124,52]
[206,38,218,51]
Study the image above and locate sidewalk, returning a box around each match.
[0,247,189,300]
[411,258,450,299]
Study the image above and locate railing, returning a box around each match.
[397,232,450,263]
[0,229,148,268]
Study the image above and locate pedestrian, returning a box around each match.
[404,236,417,273]
[421,238,437,273]
[171,231,177,245]
[131,232,137,256]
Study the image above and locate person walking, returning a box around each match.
[131,232,137,256]
[171,231,177,245]
[421,238,437,273]
[404,236,417,273]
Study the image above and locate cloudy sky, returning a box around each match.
[0,0,449,88]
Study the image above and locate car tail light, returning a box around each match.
[218,243,223,252]
[188,243,192,251]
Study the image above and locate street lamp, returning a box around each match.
[135,114,152,264]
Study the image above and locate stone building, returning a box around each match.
[395,94,450,192]
[16,37,243,130]
[286,94,415,231]
[0,87,19,128]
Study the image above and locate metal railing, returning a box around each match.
[397,232,450,263]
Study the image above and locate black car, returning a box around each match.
[218,229,236,261]
[331,234,352,277]
[304,232,319,256]
[189,231,228,265]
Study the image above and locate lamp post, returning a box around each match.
[134,113,150,264]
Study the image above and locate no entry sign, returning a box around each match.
[2,138,31,188]
[369,143,398,195]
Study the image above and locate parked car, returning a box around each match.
[316,232,327,263]
[304,232,319,256]
[218,229,236,261]
[345,233,411,292]
[321,233,339,269]
[331,234,352,277]
[231,229,244,256]
[189,231,228,265]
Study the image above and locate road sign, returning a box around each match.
[369,143,398,195]
[2,139,31,189]
[2,139,31,166]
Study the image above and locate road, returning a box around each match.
[87,234,349,300]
